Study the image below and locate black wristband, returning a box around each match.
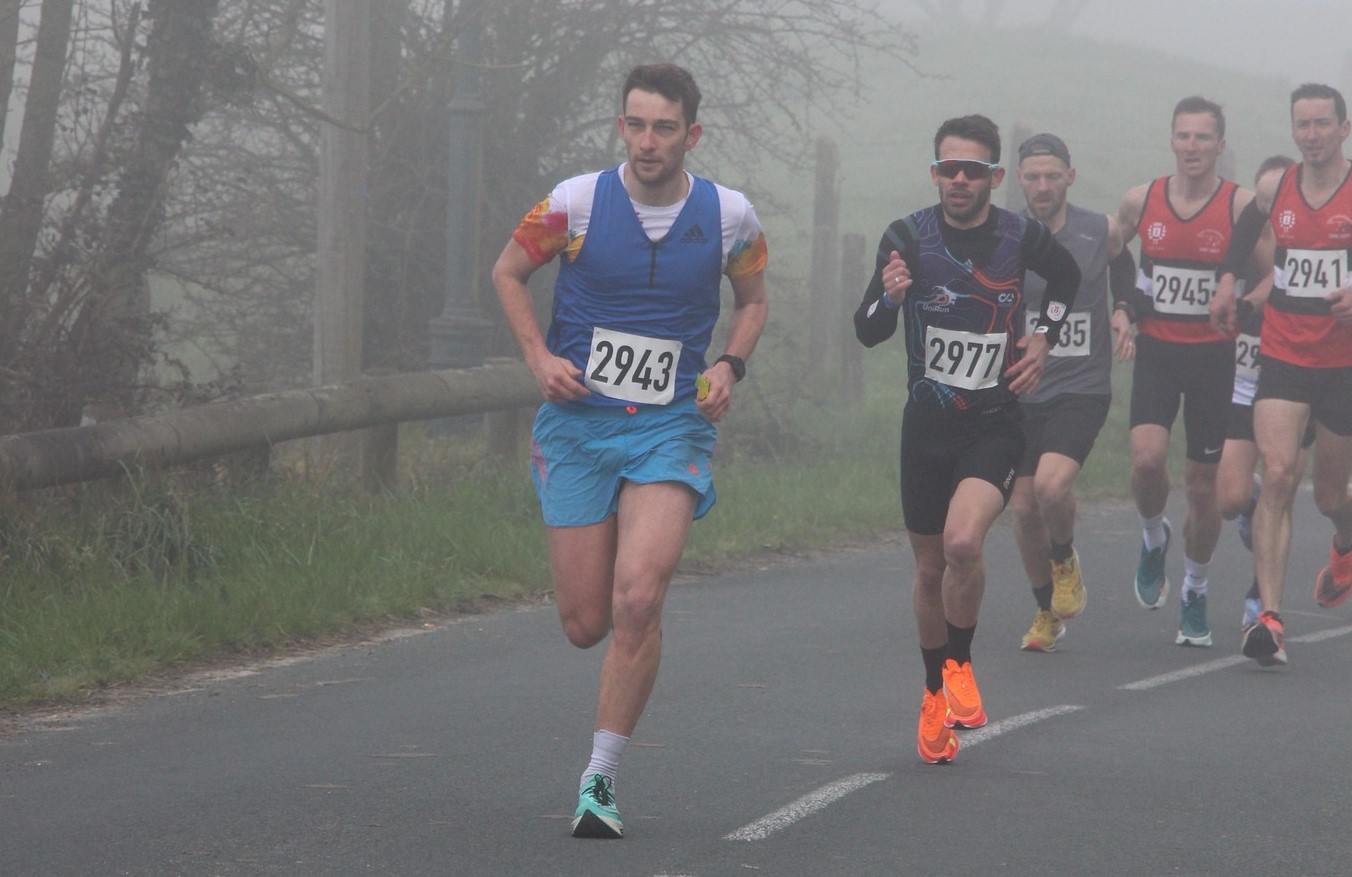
[716,354,746,382]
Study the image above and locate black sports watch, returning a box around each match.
[716,354,746,382]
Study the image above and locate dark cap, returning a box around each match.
[1018,132,1071,165]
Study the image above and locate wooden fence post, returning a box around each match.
[483,357,527,465]
[808,137,841,394]
[839,232,866,403]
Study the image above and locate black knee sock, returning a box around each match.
[945,621,976,665]
[922,645,946,693]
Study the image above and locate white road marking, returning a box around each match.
[724,705,1083,842]
[1118,656,1248,690]
[1291,623,1352,643]
[722,621,1352,849]
[724,772,889,842]
[1120,624,1352,690]
[952,704,1085,747]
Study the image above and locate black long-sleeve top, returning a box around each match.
[854,205,1080,412]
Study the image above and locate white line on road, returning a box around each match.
[723,772,890,842]
[952,704,1085,747]
[1119,624,1352,690]
[1118,656,1248,690]
[724,705,1083,842]
[1291,623,1352,644]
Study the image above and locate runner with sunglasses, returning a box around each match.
[1115,96,1257,648]
[854,114,1079,764]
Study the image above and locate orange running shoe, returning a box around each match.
[917,688,958,764]
[942,658,988,729]
[1314,544,1352,609]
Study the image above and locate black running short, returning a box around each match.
[1255,357,1352,437]
[1129,334,1235,463]
[1227,401,1316,447]
[900,402,1023,536]
[1016,393,1111,476]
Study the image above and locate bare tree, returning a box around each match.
[0,0,23,149]
[0,0,920,433]
[0,0,227,432]
[161,0,921,388]
[0,0,76,363]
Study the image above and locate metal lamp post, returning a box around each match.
[428,0,493,369]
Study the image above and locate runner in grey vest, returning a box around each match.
[1021,203,1114,402]
[1008,133,1141,652]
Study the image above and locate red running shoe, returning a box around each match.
[1314,544,1352,609]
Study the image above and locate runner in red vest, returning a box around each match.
[1211,83,1352,667]
[1116,96,1257,648]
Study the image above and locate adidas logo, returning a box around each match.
[679,223,708,244]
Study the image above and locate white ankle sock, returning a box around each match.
[1183,557,1210,597]
[1142,514,1169,551]
[580,729,628,789]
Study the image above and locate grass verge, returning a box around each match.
[0,364,1157,712]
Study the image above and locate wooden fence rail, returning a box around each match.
[0,361,540,492]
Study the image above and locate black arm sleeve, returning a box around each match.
[853,222,914,348]
[1108,246,1148,322]
[1218,198,1268,279]
[1021,220,1080,343]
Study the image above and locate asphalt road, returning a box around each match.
[4,493,1351,877]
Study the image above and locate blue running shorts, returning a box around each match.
[530,399,718,528]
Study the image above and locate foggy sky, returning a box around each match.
[889,0,1349,88]
[1070,0,1347,86]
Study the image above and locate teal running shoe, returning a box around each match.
[572,774,624,839]
[1175,591,1212,647]
[1134,520,1171,610]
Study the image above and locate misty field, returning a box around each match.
[1,18,1271,711]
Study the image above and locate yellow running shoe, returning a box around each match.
[917,688,958,764]
[1051,549,1087,618]
[941,659,988,729]
[1021,609,1065,652]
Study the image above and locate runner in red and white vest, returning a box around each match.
[1211,82,1352,667]
[1116,96,1258,649]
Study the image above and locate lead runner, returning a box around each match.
[491,63,768,837]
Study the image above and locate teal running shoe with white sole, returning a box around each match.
[1175,591,1212,646]
[572,774,624,839]
[1134,520,1171,610]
